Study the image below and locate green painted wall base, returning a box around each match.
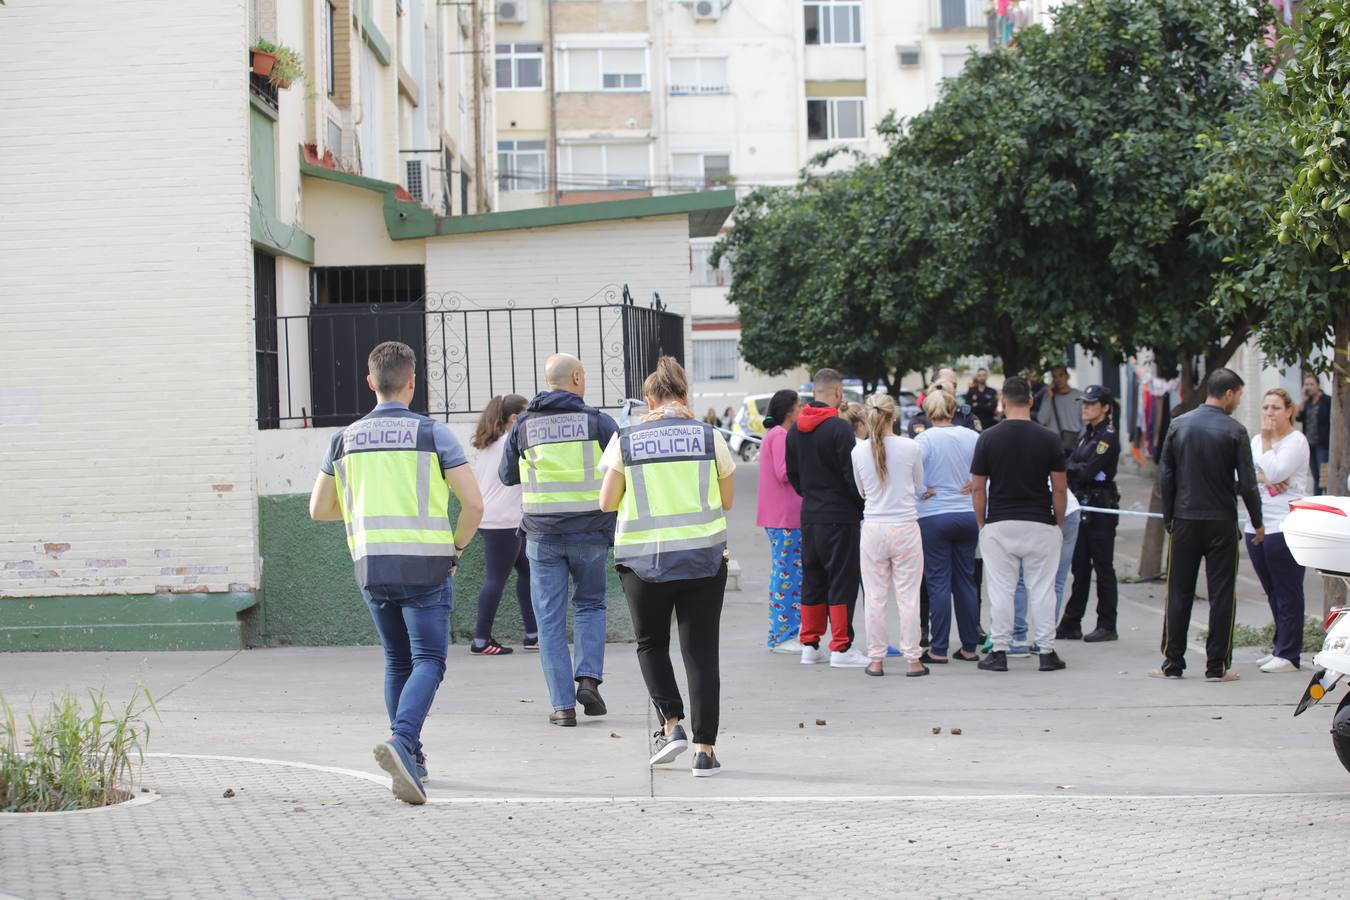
[0,593,258,652]
[256,494,631,647]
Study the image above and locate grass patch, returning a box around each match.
[1201,617,1326,654]
[0,689,155,813]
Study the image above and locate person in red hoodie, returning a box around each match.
[786,368,870,667]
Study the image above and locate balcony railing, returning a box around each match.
[250,70,279,111]
[668,83,730,96]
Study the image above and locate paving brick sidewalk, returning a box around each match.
[3,754,1347,899]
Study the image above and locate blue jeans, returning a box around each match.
[363,577,452,760]
[526,540,608,711]
[1013,510,1080,643]
[919,512,981,656]
[1311,444,1329,495]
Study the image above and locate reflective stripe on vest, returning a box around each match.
[332,414,453,587]
[614,419,726,581]
[517,411,603,514]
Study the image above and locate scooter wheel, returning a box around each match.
[1333,694,1350,776]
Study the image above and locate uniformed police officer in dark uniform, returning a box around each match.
[907,385,981,438]
[1057,385,1121,642]
[964,368,998,430]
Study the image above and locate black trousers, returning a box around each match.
[621,562,726,745]
[1161,518,1239,677]
[801,522,862,647]
[1063,511,1119,630]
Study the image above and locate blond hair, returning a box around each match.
[922,388,956,422]
[841,401,865,432]
[865,394,897,485]
[1264,387,1297,429]
[642,356,689,405]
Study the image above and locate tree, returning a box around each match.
[1272,0,1350,606]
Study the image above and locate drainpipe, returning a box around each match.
[472,0,486,211]
[546,0,558,206]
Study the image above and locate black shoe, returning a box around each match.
[906,664,931,678]
[691,750,722,777]
[549,708,577,727]
[522,635,540,651]
[469,637,513,656]
[1056,624,1083,640]
[575,678,607,717]
[649,725,689,766]
[978,650,1007,672]
[920,651,949,664]
[1039,651,1067,671]
[952,649,980,662]
[1083,628,1118,643]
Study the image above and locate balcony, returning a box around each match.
[250,70,279,112]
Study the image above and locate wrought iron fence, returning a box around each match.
[258,283,684,428]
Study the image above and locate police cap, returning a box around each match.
[1081,385,1114,404]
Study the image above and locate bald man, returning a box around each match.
[500,353,618,727]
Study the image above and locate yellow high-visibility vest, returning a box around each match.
[517,410,604,514]
[615,418,726,582]
[331,411,454,587]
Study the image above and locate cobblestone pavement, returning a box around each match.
[2,755,1348,899]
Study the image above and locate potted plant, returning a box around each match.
[264,40,305,90]
[250,39,278,78]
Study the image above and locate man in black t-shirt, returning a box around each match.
[970,376,1068,673]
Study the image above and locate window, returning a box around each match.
[672,152,731,189]
[495,42,544,89]
[405,159,425,202]
[325,1,336,97]
[669,57,728,95]
[558,142,650,190]
[939,0,987,29]
[804,1,863,46]
[806,97,865,140]
[559,47,647,91]
[690,240,732,287]
[497,139,547,192]
[940,53,970,79]
[693,340,739,382]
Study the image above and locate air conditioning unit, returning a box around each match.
[497,1,527,24]
[692,0,723,21]
[406,159,426,202]
[896,45,921,68]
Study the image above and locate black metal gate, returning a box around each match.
[258,282,684,427]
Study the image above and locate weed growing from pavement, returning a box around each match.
[1200,617,1327,654]
[0,689,155,813]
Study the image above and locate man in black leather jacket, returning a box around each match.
[1153,368,1264,682]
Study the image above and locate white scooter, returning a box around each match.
[1283,496,1350,773]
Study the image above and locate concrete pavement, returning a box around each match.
[2,465,1347,897]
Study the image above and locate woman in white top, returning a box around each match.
[1245,387,1312,673]
[850,394,926,677]
[468,394,537,655]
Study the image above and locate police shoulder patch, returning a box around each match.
[1096,441,1110,455]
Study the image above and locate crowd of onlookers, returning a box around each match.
[753,364,1324,681]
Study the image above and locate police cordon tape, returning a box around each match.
[1079,506,1162,519]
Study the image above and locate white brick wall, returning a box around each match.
[0,1,259,597]
[424,216,693,413]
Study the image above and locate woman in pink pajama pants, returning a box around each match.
[849,394,927,677]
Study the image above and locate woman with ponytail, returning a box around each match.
[757,389,804,652]
[468,394,537,654]
[849,393,927,676]
[1060,385,1121,643]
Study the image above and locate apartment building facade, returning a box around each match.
[491,0,1058,406]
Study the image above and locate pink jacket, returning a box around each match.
[756,426,802,529]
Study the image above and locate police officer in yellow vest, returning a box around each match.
[600,357,736,777]
[309,341,484,805]
[499,353,618,727]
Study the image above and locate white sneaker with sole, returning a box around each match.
[1260,656,1299,673]
[1255,653,1274,666]
[772,638,804,655]
[830,646,871,668]
[800,644,828,665]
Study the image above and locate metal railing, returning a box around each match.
[257,284,684,428]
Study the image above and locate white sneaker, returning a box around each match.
[1255,653,1274,666]
[772,638,804,655]
[1260,657,1299,673]
[830,646,871,668]
[800,644,829,665]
